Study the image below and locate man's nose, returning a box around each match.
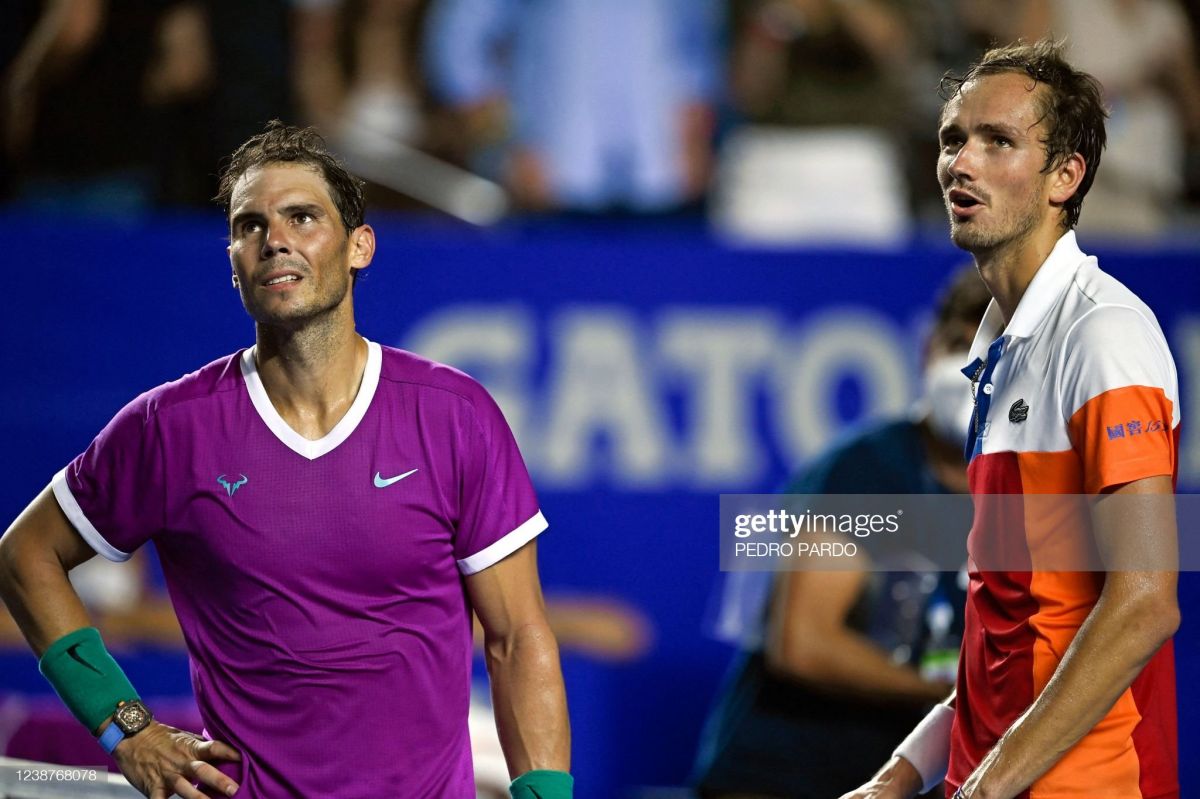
[947,140,978,181]
[261,227,291,258]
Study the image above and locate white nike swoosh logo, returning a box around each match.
[374,468,419,488]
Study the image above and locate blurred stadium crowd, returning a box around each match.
[4,0,1200,242]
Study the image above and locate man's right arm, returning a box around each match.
[0,486,241,799]
[0,485,96,654]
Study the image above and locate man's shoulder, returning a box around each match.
[1063,259,1163,336]
[821,418,919,465]
[785,418,921,493]
[376,343,492,408]
[134,351,246,419]
[1051,259,1178,425]
[1053,261,1171,369]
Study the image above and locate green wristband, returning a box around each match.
[509,769,573,799]
[38,627,139,734]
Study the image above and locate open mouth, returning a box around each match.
[948,190,983,218]
[264,275,300,286]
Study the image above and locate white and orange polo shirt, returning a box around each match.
[948,231,1180,799]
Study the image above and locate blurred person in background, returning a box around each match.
[714,0,927,245]
[2,0,301,212]
[691,267,990,799]
[1014,0,1200,238]
[2,0,210,216]
[178,1,296,206]
[422,0,720,213]
[728,0,917,132]
[149,0,300,207]
[291,0,427,154]
[0,0,43,199]
[901,0,1049,222]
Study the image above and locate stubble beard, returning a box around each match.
[947,187,1042,258]
[245,267,352,332]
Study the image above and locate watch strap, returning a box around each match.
[98,723,125,754]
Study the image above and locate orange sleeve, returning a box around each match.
[1067,385,1176,494]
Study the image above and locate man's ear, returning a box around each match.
[227,242,240,288]
[348,224,376,272]
[1049,152,1086,207]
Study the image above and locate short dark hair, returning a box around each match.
[939,39,1107,229]
[215,120,366,233]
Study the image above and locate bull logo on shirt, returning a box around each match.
[217,474,249,497]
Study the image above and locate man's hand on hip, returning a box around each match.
[112,722,241,799]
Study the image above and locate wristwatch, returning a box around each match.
[98,700,153,754]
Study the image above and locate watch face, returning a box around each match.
[114,701,152,735]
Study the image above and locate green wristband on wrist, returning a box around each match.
[509,769,573,799]
[38,627,139,734]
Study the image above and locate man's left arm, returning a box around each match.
[958,475,1179,799]
[466,540,572,794]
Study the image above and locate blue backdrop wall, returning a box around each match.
[0,212,1196,796]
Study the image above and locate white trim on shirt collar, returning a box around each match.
[967,298,1005,366]
[965,230,1089,364]
[240,338,382,460]
[1003,230,1087,340]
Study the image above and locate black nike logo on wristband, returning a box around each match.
[66,643,103,676]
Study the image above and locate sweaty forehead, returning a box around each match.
[940,71,1046,121]
[942,72,1047,131]
[229,163,334,213]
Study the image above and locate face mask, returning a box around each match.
[921,351,975,448]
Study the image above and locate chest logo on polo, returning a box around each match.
[217,474,249,497]
[1009,399,1029,423]
[374,468,419,488]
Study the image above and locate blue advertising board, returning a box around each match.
[0,212,1197,796]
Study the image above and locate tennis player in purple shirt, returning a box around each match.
[0,122,572,799]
